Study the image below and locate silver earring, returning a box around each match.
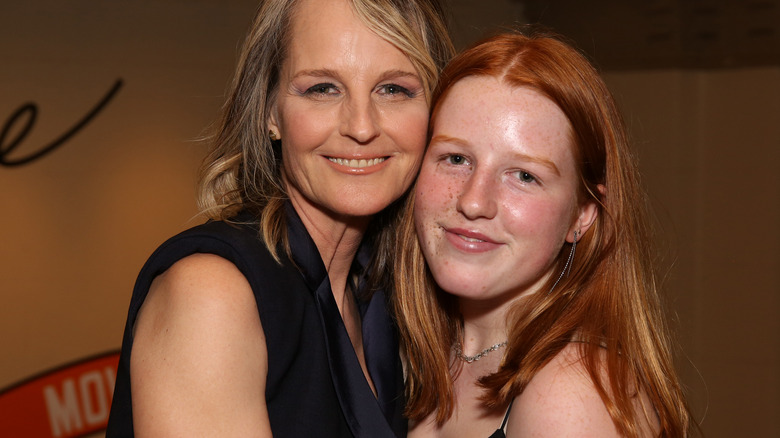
[548,229,579,295]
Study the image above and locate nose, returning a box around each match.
[456,170,497,220]
[340,94,380,144]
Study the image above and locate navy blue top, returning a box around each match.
[106,204,406,437]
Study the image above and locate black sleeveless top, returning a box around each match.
[106,204,406,437]
[488,400,514,438]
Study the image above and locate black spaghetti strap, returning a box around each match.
[488,399,516,438]
[500,399,515,430]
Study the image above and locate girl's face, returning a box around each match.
[414,76,598,306]
[270,0,428,221]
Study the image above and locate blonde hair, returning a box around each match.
[394,31,693,437]
[197,0,454,264]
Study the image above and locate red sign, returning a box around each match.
[0,351,119,437]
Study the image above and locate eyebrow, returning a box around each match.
[429,134,469,148]
[291,68,420,82]
[514,152,560,175]
[429,134,561,175]
[376,69,421,82]
[291,68,339,80]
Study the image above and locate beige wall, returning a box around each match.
[1,1,778,437]
[0,2,258,435]
[603,68,780,435]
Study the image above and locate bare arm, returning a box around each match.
[508,344,658,438]
[130,253,272,437]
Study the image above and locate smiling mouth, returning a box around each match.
[457,234,486,243]
[328,157,387,168]
[445,227,500,246]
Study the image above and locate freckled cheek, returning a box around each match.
[414,222,444,261]
[413,190,439,240]
[413,197,432,230]
[415,176,463,257]
[416,173,459,212]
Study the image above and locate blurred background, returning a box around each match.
[1,1,777,436]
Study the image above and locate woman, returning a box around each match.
[107,0,453,436]
[394,32,692,437]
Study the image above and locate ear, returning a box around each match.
[267,100,281,140]
[567,184,604,243]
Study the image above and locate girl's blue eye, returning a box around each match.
[516,171,535,183]
[447,154,466,165]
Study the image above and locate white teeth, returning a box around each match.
[328,157,386,168]
[459,235,484,243]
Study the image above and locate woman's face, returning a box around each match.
[270,0,428,220]
[414,76,597,304]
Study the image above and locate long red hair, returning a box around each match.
[393,31,692,437]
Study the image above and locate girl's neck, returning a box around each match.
[459,307,509,358]
[457,286,535,353]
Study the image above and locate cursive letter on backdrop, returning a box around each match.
[0,79,123,167]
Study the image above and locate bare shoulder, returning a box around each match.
[131,253,271,437]
[508,344,658,437]
[143,252,256,313]
[134,253,261,340]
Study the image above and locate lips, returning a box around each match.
[444,227,501,253]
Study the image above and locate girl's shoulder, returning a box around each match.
[507,343,658,437]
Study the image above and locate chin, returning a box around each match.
[331,198,396,219]
[428,268,480,299]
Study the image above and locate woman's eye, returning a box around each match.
[305,83,338,95]
[378,84,414,97]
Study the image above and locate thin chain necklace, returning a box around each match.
[454,340,508,363]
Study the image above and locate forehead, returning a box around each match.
[285,0,413,73]
[436,76,571,141]
[433,76,575,163]
[440,76,566,122]
[290,0,357,54]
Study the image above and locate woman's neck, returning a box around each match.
[289,194,369,312]
[287,190,378,398]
